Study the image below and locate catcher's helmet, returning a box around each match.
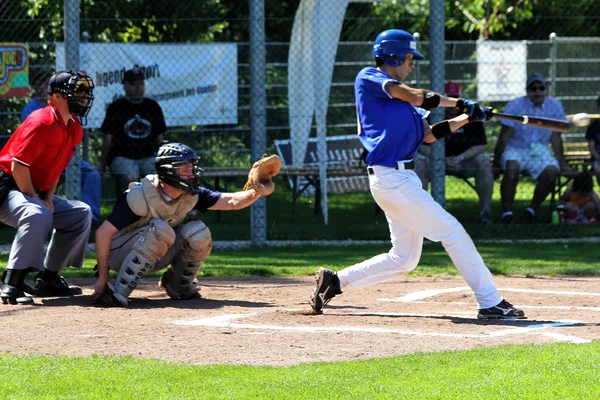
[48,71,95,119]
[372,29,424,67]
[155,142,203,194]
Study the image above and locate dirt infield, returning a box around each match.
[1,275,599,366]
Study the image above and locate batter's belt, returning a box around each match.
[367,160,415,175]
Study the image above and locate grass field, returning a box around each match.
[1,243,598,399]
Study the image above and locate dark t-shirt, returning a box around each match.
[100,97,167,160]
[585,120,600,154]
[107,186,222,231]
[444,122,487,157]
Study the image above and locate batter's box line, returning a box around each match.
[377,286,600,312]
[171,310,591,344]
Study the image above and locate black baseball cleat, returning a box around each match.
[33,275,83,297]
[477,299,526,319]
[310,268,343,314]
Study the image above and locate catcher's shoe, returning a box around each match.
[33,275,83,297]
[98,282,128,308]
[158,271,202,300]
[477,299,525,320]
[310,268,342,314]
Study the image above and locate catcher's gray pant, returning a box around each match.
[0,190,92,272]
[108,223,194,275]
[336,165,503,309]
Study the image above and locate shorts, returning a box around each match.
[501,143,559,180]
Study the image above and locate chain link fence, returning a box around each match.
[1,0,600,242]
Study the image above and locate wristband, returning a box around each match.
[432,121,452,140]
[420,90,441,109]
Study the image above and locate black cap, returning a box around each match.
[48,71,75,95]
[122,68,144,84]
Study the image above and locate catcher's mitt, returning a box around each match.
[243,154,282,196]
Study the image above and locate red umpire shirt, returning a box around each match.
[0,103,83,192]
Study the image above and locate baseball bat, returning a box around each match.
[492,112,571,133]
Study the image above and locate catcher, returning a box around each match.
[92,142,281,307]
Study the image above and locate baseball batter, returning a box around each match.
[92,142,280,307]
[310,29,525,320]
[0,71,95,305]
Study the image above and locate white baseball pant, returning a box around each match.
[336,164,503,309]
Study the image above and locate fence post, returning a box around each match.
[549,32,557,98]
[414,32,421,87]
[64,0,81,201]
[429,0,446,208]
[249,0,267,246]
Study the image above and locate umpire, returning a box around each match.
[0,71,95,305]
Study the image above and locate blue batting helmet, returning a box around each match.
[372,29,424,67]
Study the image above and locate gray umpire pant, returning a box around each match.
[0,190,92,272]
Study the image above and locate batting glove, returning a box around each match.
[468,105,494,122]
[456,98,478,116]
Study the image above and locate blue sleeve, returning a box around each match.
[501,98,520,129]
[106,192,142,230]
[548,98,566,120]
[194,187,222,212]
[357,68,397,100]
[21,99,41,122]
[414,106,430,120]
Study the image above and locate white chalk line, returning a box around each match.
[376,300,600,312]
[172,310,592,344]
[378,286,600,303]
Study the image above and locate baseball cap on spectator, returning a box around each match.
[526,73,546,88]
[122,68,144,84]
[444,81,461,98]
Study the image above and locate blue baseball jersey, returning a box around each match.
[354,67,429,167]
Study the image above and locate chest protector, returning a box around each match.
[125,174,198,230]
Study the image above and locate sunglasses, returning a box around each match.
[528,85,546,92]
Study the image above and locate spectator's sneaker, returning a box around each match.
[520,209,534,224]
[310,268,343,314]
[501,214,513,224]
[477,300,526,319]
[33,275,83,297]
[480,210,493,224]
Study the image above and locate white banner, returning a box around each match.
[56,43,238,128]
[477,41,527,101]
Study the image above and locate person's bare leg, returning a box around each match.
[529,165,559,210]
[501,160,520,213]
[475,157,493,214]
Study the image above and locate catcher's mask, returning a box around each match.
[155,143,204,194]
[48,71,95,123]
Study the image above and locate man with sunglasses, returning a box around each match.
[493,73,574,223]
[92,142,270,307]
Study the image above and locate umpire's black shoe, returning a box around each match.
[1,284,34,305]
[310,268,342,314]
[33,275,83,297]
[477,299,526,320]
